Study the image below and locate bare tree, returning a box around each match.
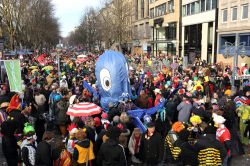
[0,0,30,49]
[97,0,133,51]
[0,0,60,49]
[68,7,100,51]
[69,0,133,52]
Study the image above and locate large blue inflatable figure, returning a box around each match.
[83,50,180,132]
[95,50,131,109]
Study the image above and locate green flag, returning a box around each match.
[4,60,22,92]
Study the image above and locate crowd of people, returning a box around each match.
[0,51,250,166]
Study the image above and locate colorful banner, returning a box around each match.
[4,60,22,92]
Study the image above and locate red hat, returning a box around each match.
[101,112,108,119]
[178,89,185,95]
[94,117,101,127]
[7,94,21,113]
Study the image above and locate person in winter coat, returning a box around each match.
[128,128,142,164]
[136,90,150,109]
[97,126,127,166]
[173,129,198,166]
[73,128,95,166]
[1,119,19,166]
[164,121,185,164]
[35,131,54,166]
[213,113,232,166]
[153,88,162,106]
[52,138,72,166]
[139,122,164,166]
[56,96,70,136]
[194,125,227,166]
[34,90,46,114]
[177,93,192,123]
[21,132,37,166]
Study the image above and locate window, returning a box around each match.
[201,0,205,12]
[155,3,166,17]
[232,7,237,21]
[145,22,150,38]
[166,22,177,40]
[195,1,200,13]
[191,2,195,14]
[135,0,138,20]
[168,0,174,13]
[212,0,217,9]
[150,8,154,18]
[240,34,250,46]
[134,25,138,39]
[187,4,190,15]
[182,6,186,16]
[242,4,249,19]
[222,9,228,22]
[220,35,236,48]
[141,0,144,18]
[206,0,211,11]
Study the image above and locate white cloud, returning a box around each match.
[51,0,100,37]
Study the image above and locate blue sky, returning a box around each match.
[52,0,100,37]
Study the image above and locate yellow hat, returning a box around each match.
[224,89,232,96]
[204,76,209,82]
[190,115,202,124]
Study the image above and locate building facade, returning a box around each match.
[181,0,217,65]
[132,0,151,55]
[217,0,250,66]
[149,0,181,57]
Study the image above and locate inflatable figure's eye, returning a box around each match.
[100,68,112,91]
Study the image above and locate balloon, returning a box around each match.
[95,50,131,110]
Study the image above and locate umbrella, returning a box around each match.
[76,59,87,63]
[77,54,87,58]
[29,66,38,69]
[67,102,102,117]
[42,66,53,71]
[31,69,39,74]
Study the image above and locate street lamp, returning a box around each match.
[223,42,246,94]
[56,44,62,83]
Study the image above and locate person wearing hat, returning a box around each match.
[21,123,37,166]
[65,123,79,155]
[139,122,164,166]
[154,88,162,106]
[73,128,95,166]
[97,126,127,166]
[213,113,232,165]
[164,121,185,163]
[189,115,202,139]
[60,75,68,89]
[194,125,227,166]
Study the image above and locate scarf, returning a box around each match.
[134,136,140,153]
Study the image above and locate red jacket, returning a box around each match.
[154,94,161,106]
